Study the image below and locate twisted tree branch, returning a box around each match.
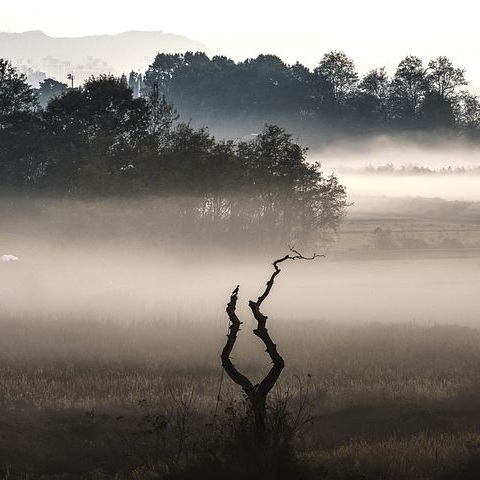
[221,285,254,397]
[220,248,322,433]
[250,247,323,398]
[256,247,322,308]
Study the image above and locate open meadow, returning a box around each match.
[1,190,480,478]
[2,314,480,478]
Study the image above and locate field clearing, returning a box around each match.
[3,318,480,411]
[2,318,480,477]
[1,191,480,477]
[332,195,480,255]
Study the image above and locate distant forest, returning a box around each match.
[0,57,350,247]
[30,50,480,139]
[1,49,478,246]
[139,51,480,138]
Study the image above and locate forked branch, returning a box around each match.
[221,248,322,419]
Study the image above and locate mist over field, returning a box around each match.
[3,30,480,476]
[1,138,479,328]
[2,240,479,326]
[314,136,480,201]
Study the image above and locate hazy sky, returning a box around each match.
[2,0,480,82]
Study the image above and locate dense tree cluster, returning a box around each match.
[4,48,478,244]
[0,59,347,247]
[144,51,479,135]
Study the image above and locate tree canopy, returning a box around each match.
[0,66,348,248]
[142,51,480,137]
[4,48,480,245]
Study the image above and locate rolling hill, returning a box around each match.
[0,30,208,85]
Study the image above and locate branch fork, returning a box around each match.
[220,248,322,434]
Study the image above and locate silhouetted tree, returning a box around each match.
[426,57,467,103]
[145,52,184,96]
[422,57,467,128]
[389,56,428,127]
[358,67,391,124]
[314,51,358,118]
[240,55,305,117]
[44,75,150,193]
[236,125,348,246]
[0,58,38,124]
[0,58,42,187]
[36,78,68,107]
[221,248,320,460]
[456,91,480,133]
[147,82,179,139]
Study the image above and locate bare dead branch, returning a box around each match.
[220,249,322,438]
[250,248,322,398]
[256,246,323,307]
[221,286,254,397]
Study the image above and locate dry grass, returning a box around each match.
[308,431,480,479]
[3,314,480,477]
[2,317,480,411]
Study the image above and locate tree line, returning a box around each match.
[143,51,480,136]
[0,58,347,247]
[5,48,478,246]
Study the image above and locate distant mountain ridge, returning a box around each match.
[0,30,208,85]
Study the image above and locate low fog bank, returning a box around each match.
[307,135,480,203]
[2,133,480,328]
[343,175,480,202]
[1,236,479,327]
[313,134,480,171]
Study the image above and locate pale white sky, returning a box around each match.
[2,0,480,82]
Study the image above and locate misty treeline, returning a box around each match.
[142,51,480,136]
[0,58,347,247]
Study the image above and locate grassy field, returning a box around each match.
[2,316,480,478]
[333,196,480,257]
[1,194,480,478]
